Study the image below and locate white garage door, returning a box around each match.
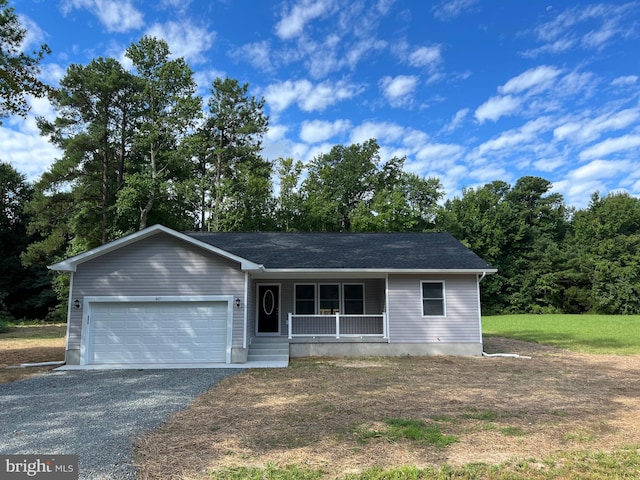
[88,301,229,364]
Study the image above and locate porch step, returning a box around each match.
[248,337,290,363]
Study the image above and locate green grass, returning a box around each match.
[203,446,640,479]
[353,418,458,448]
[482,314,640,355]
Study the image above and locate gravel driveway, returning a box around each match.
[0,368,241,479]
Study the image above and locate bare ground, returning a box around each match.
[135,338,640,479]
[0,324,66,383]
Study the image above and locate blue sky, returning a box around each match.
[5,0,640,208]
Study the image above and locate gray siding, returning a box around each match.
[387,274,481,344]
[250,278,385,337]
[69,232,246,350]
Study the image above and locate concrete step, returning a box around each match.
[248,354,290,362]
[248,337,290,364]
[249,347,290,355]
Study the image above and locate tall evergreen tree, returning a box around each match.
[121,36,201,231]
[0,0,50,121]
[35,57,139,248]
[194,77,269,231]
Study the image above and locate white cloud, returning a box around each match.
[61,0,144,33]
[262,123,312,162]
[432,0,479,21]
[611,75,638,87]
[264,79,363,113]
[408,45,442,68]
[235,41,272,72]
[533,156,566,173]
[476,117,550,157]
[527,3,639,56]
[521,38,575,58]
[443,108,469,133]
[499,65,562,95]
[554,107,640,144]
[145,20,216,64]
[554,158,638,207]
[474,95,522,123]
[380,75,419,107]
[415,143,465,166]
[40,63,67,87]
[579,134,640,160]
[275,0,335,40]
[571,158,633,181]
[0,125,61,182]
[349,121,407,146]
[19,15,47,53]
[299,119,351,143]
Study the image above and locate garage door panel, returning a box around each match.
[88,300,228,364]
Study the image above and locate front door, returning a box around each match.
[257,285,280,334]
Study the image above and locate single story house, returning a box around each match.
[49,224,496,368]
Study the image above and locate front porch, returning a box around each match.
[287,313,387,339]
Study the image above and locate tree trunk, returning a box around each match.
[139,144,156,230]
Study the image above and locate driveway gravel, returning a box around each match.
[0,368,241,479]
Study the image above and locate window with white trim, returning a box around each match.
[319,284,340,314]
[294,284,316,314]
[343,284,364,314]
[421,281,445,316]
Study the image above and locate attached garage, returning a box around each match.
[82,296,233,365]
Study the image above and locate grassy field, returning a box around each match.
[482,314,640,355]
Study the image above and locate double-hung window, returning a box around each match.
[421,281,445,316]
[295,284,316,314]
[343,284,364,314]
[319,284,340,314]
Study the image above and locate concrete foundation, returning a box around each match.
[231,347,248,363]
[289,341,483,357]
[66,349,80,365]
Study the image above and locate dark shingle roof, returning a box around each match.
[185,232,495,271]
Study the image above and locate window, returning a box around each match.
[319,284,340,314]
[421,281,445,316]
[343,284,364,314]
[295,284,315,314]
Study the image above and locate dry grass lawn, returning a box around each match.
[0,324,66,383]
[135,338,640,479]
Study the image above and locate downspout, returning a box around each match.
[384,274,390,341]
[64,272,74,365]
[476,272,486,354]
[243,272,249,349]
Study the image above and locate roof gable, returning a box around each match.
[48,225,262,272]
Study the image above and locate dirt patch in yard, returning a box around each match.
[135,337,640,479]
[0,324,66,383]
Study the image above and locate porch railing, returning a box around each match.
[287,313,387,339]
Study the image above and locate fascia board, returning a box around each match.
[258,268,498,275]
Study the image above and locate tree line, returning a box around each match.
[1,0,639,323]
